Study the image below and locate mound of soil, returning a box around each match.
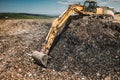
[0,17,120,80]
[48,15,120,79]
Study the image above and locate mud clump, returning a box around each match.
[48,15,120,79]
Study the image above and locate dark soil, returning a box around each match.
[48,15,120,80]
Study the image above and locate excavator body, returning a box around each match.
[32,0,114,67]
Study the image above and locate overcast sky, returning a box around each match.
[0,0,120,15]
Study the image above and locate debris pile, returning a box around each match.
[48,15,120,79]
[0,16,120,79]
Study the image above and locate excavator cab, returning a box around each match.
[83,1,97,13]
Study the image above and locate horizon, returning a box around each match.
[0,0,120,15]
[0,12,59,16]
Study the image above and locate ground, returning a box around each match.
[0,15,120,80]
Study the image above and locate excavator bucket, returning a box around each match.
[32,51,48,67]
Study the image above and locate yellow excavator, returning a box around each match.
[32,0,114,67]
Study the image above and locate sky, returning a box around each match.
[0,0,120,15]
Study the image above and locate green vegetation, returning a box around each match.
[115,12,120,14]
[0,13,56,19]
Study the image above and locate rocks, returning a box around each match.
[48,15,120,79]
[0,17,120,79]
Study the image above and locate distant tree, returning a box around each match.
[115,12,120,14]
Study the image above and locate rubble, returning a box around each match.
[0,16,120,79]
[48,15,120,79]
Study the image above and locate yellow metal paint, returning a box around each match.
[96,8,103,14]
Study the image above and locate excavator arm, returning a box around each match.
[42,4,83,54]
[32,1,114,67]
[32,4,83,67]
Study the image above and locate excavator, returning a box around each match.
[32,0,114,67]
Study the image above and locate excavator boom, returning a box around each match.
[32,4,83,67]
[32,1,114,67]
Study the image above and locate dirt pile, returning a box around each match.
[0,17,120,80]
[48,15,120,79]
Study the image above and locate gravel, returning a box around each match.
[0,16,120,80]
